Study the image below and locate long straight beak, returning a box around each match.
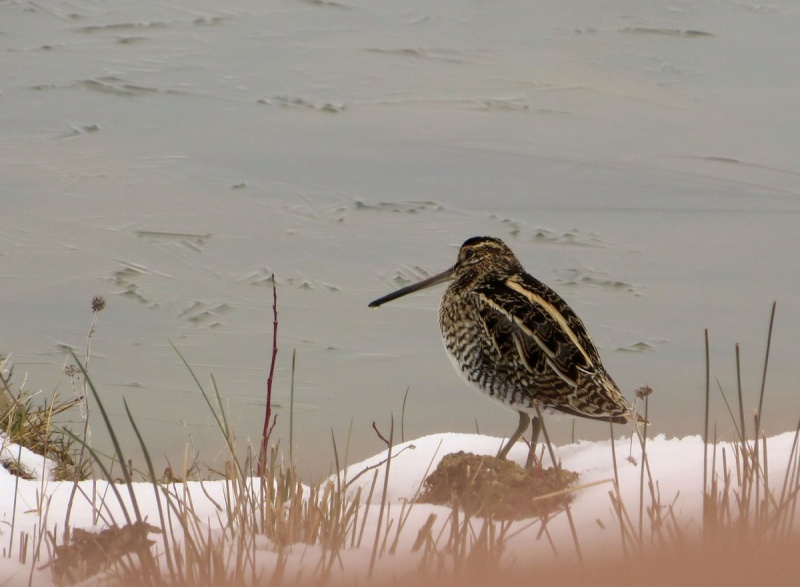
[369,266,455,308]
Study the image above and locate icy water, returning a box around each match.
[2,0,800,479]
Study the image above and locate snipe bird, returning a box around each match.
[369,236,635,461]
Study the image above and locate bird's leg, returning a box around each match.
[524,416,542,469]
[497,411,530,460]
[532,402,561,473]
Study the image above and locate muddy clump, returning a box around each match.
[51,522,160,585]
[418,451,579,520]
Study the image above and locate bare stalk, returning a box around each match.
[755,301,776,435]
[258,275,279,477]
[534,402,582,562]
[703,329,710,499]
[64,295,105,533]
[369,416,395,577]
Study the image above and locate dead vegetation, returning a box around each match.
[0,359,87,482]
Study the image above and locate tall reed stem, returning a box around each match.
[258,275,279,477]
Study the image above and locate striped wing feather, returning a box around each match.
[474,273,600,387]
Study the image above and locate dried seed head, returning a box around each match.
[91,295,106,313]
[65,364,80,379]
[635,385,654,400]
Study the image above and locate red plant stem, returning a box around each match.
[258,275,279,476]
[268,413,278,440]
[372,421,390,447]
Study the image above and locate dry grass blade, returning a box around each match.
[0,370,85,482]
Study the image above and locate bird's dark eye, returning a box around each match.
[464,249,475,260]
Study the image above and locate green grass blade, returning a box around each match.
[62,428,129,527]
[123,398,178,582]
[68,350,142,522]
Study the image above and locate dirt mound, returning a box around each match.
[418,451,579,520]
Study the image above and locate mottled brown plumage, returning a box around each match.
[369,236,635,460]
